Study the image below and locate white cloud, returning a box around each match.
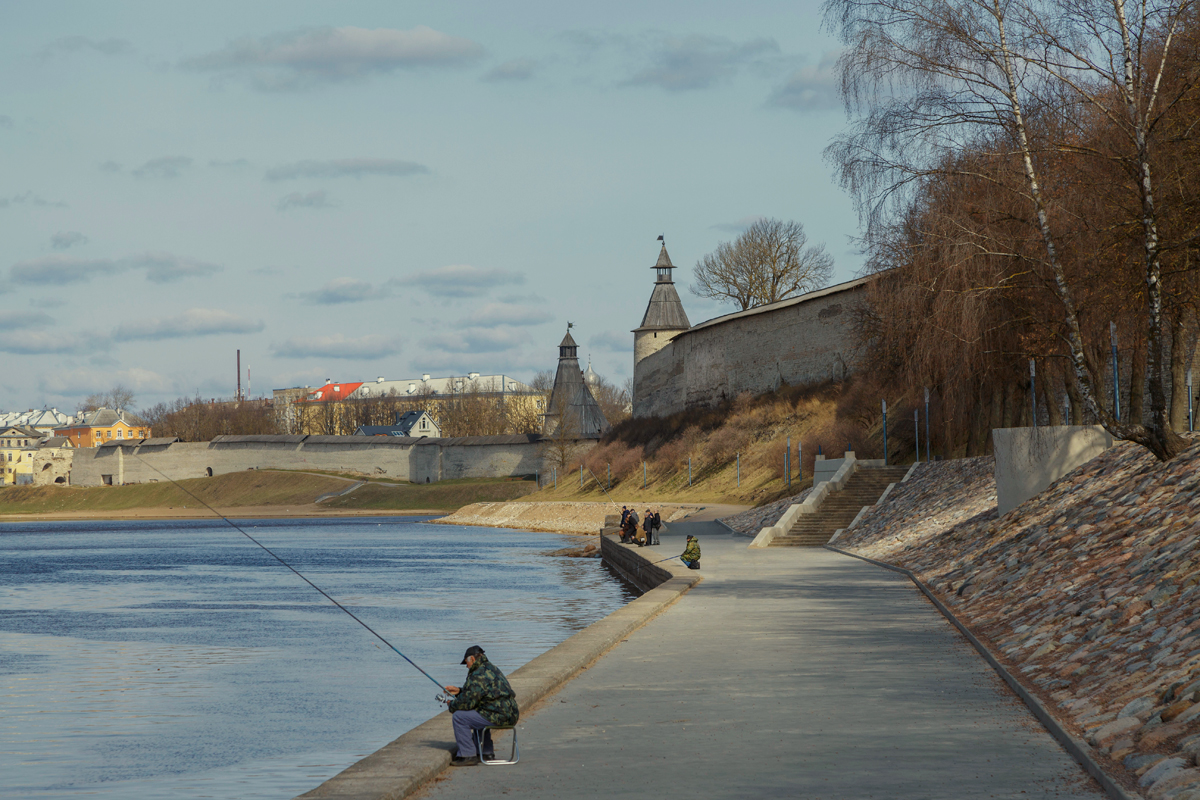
[768,53,841,111]
[271,334,403,359]
[184,26,485,90]
[622,34,781,91]
[467,299,553,326]
[0,310,54,330]
[0,191,67,209]
[10,251,222,285]
[277,189,333,211]
[710,215,765,233]
[132,156,193,179]
[124,252,222,283]
[411,264,524,297]
[114,309,263,341]
[50,231,88,250]
[10,255,120,285]
[421,326,532,354]
[0,330,99,355]
[38,367,172,400]
[482,58,538,82]
[298,277,379,305]
[265,158,428,181]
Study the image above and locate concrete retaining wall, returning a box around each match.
[600,534,674,593]
[993,426,1115,515]
[67,436,548,487]
[634,279,868,418]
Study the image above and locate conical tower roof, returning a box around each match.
[655,245,674,270]
[635,243,690,331]
[543,331,609,439]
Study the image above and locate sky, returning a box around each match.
[0,1,861,413]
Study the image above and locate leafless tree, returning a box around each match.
[825,0,1198,460]
[78,384,136,413]
[691,218,834,310]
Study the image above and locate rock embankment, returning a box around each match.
[721,487,814,534]
[436,501,689,534]
[840,441,1200,799]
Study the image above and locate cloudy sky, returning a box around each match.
[0,1,859,413]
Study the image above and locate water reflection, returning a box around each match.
[0,516,634,799]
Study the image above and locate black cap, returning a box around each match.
[461,645,485,665]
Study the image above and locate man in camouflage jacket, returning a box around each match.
[445,645,518,765]
[681,535,701,569]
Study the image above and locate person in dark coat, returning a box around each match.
[445,645,518,766]
[640,508,654,547]
[651,510,662,545]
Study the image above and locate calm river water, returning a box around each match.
[0,516,632,799]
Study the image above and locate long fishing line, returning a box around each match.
[130,454,445,690]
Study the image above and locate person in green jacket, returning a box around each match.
[681,535,701,569]
[444,645,519,766]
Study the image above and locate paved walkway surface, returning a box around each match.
[416,514,1106,800]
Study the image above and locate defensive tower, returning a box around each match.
[633,242,690,367]
[542,326,609,439]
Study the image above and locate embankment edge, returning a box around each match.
[825,544,1140,800]
[296,537,701,800]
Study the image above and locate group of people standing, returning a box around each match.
[618,506,662,546]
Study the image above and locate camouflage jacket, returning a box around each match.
[681,540,701,562]
[448,653,519,726]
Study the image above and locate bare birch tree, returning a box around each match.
[824,0,1197,459]
[692,218,834,310]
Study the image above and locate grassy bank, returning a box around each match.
[0,472,538,516]
[321,476,538,512]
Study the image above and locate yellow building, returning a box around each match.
[54,407,151,449]
[0,426,41,486]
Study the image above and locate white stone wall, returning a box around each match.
[68,437,548,487]
[634,282,867,418]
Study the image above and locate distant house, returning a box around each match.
[54,407,151,448]
[355,410,441,438]
[0,425,42,485]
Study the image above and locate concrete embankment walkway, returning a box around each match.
[416,512,1106,799]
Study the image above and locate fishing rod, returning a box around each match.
[130,454,446,691]
[584,466,621,510]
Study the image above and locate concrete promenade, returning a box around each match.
[416,512,1106,799]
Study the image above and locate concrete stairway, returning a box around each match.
[769,466,910,547]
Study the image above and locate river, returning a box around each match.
[0,516,632,799]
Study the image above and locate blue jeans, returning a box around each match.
[452,709,494,757]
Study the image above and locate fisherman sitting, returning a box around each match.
[621,508,640,544]
[680,535,701,569]
[444,645,519,766]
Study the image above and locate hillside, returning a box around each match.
[533,380,908,506]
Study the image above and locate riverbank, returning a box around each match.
[0,472,536,521]
[435,500,746,535]
[838,439,1200,798]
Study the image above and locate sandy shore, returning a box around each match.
[0,506,446,522]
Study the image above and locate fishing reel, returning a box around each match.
[435,692,453,705]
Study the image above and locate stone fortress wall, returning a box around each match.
[633,277,870,418]
[67,434,547,487]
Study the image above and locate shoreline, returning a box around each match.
[295,536,698,800]
[0,507,448,523]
